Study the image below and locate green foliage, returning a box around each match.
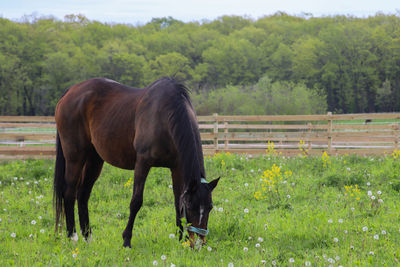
[1,14,400,115]
[1,154,400,266]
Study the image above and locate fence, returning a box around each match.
[1,113,400,159]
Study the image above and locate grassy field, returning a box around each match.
[1,151,400,266]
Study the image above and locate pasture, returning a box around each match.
[1,152,400,266]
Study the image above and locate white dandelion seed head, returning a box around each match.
[367,182,371,186]
[346,168,350,171]
[350,207,355,212]
[289,258,295,263]
[371,196,376,200]
[258,237,264,242]
[287,195,291,199]
[244,208,249,213]
[169,233,175,239]
[161,255,166,261]
[335,256,340,261]
[327,258,335,263]
[250,169,254,173]
[248,236,253,240]
[367,191,372,196]
[228,263,234,267]
[377,190,382,195]
[369,251,374,255]
[381,230,387,235]
[31,220,37,225]
[328,219,333,223]
[244,183,248,187]
[374,234,379,240]
[207,246,212,252]
[11,232,16,238]
[333,237,339,243]
[305,261,311,266]
[231,168,235,171]
[243,247,248,252]
[362,226,368,232]
[261,260,266,264]
[218,207,223,212]
[168,184,173,189]
[271,260,277,266]
[344,230,348,234]
[378,199,383,203]
[338,219,343,223]
[255,243,261,248]
[170,264,176,267]
[72,253,77,258]
[153,260,158,265]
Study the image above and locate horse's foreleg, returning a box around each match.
[122,158,150,248]
[77,152,103,241]
[171,168,184,240]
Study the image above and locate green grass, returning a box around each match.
[1,153,400,266]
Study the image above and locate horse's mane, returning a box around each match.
[156,77,205,190]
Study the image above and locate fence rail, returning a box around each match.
[1,113,400,159]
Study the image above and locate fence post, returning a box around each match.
[327,112,333,155]
[307,122,312,152]
[213,113,219,154]
[394,123,399,151]
[224,120,228,150]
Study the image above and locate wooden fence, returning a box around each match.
[1,113,400,159]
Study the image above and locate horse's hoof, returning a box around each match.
[123,242,132,248]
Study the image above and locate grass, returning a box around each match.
[1,152,400,266]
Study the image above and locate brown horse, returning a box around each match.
[53,77,219,248]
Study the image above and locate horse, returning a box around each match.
[53,77,219,248]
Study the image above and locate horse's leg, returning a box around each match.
[171,168,184,240]
[77,150,104,240]
[122,157,150,248]
[64,159,85,238]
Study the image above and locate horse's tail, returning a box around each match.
[53,132,66,232]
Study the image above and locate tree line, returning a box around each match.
[0,13,399,115]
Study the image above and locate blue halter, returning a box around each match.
[183,178,209,236]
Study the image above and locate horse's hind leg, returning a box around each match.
[64,159,85,239]
[77,150,104,240]
[122,157,150,248]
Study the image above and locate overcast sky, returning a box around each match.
[1,0,399,24]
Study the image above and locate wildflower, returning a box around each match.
[377,191,382,195]
[207,246,212,252]
[250,169,254,173]
[338,219,343,224]
[244,208,249,213]
[218,207,223,212]
[381,230,387,235]
[271,261,277,266]
[371,196,376,200]
[378,199,384,203]
[287,195,291,199]
[31,220,37,225]
[258,237,264,242]
[374,234,379,240]
[289,258,295,263]
[327,258,335,263]
[170,264,176,267]
[248,236,253,240]
[261,260,266,264]
[255,243,261,248]
[161,255,166,261]
[243,247,248,252]
[168,185,173,189]
[38,216,42,220]
[305,261,311,266]
[350,207,355,212]
[346,168,351,171]
[344,230,348,234]
[169,234,175,239]
[333,237,339,243]
[244,183,248,187]
[153,260,158,265]
[362,226,368,232]
[369,251,374,256]
[328,219,333,224]
[231,168,235,171]
[367,191,372,196]
[11,233,16,238]
[367,182,371,186]
[335,256,340,261]
[228,263,234,267]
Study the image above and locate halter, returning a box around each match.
[183,178,209,236]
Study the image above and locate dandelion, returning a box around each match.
[11,232,16,238]
[371,196,376,200]
[327,258,335,264]
[378,199,384,203]
[344,230,348,234]
[255,243,261,248]
[377,190,382,195]
[250,169,254,173]
[338,219,343,224]
[248,236,253,240]
[153,260,158,265]
[367,182,371,186]
[351,207,355,212]
[305,261,311,266]
[40,229,45,234]
[367,191,372,196]
[258,237,264,242]
[228,263,234,267]
[271,260,277,266]
[261,260,266,264]
[328,219,333,224]
[168,185,173,189]
[207,246,212,252]
[218,207,224,212]
[374,234,379,240]
[369,251,375,256]
[38,216,42,220]
[169,233,175,239]
[333,237,339,243]
[31,220,37,225]
[243,247,248,252]
[161,255,166,261]
[335,256,340,261]
[287,195,291,199]
[289,258,295,263]
[244,183,248,187]
[244,208,249,213]
[170,264,176,267]
[381,230,387,235]
[362,226,368,232]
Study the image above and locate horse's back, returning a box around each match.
[56,78,143,169]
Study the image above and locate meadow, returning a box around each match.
[1,150,400,266]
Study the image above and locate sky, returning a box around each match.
[1,0,399,24]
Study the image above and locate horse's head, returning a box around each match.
[180,177,219,246]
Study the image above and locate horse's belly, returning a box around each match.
[92,138,136,170]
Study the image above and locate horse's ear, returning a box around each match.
[208,177,220,191]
